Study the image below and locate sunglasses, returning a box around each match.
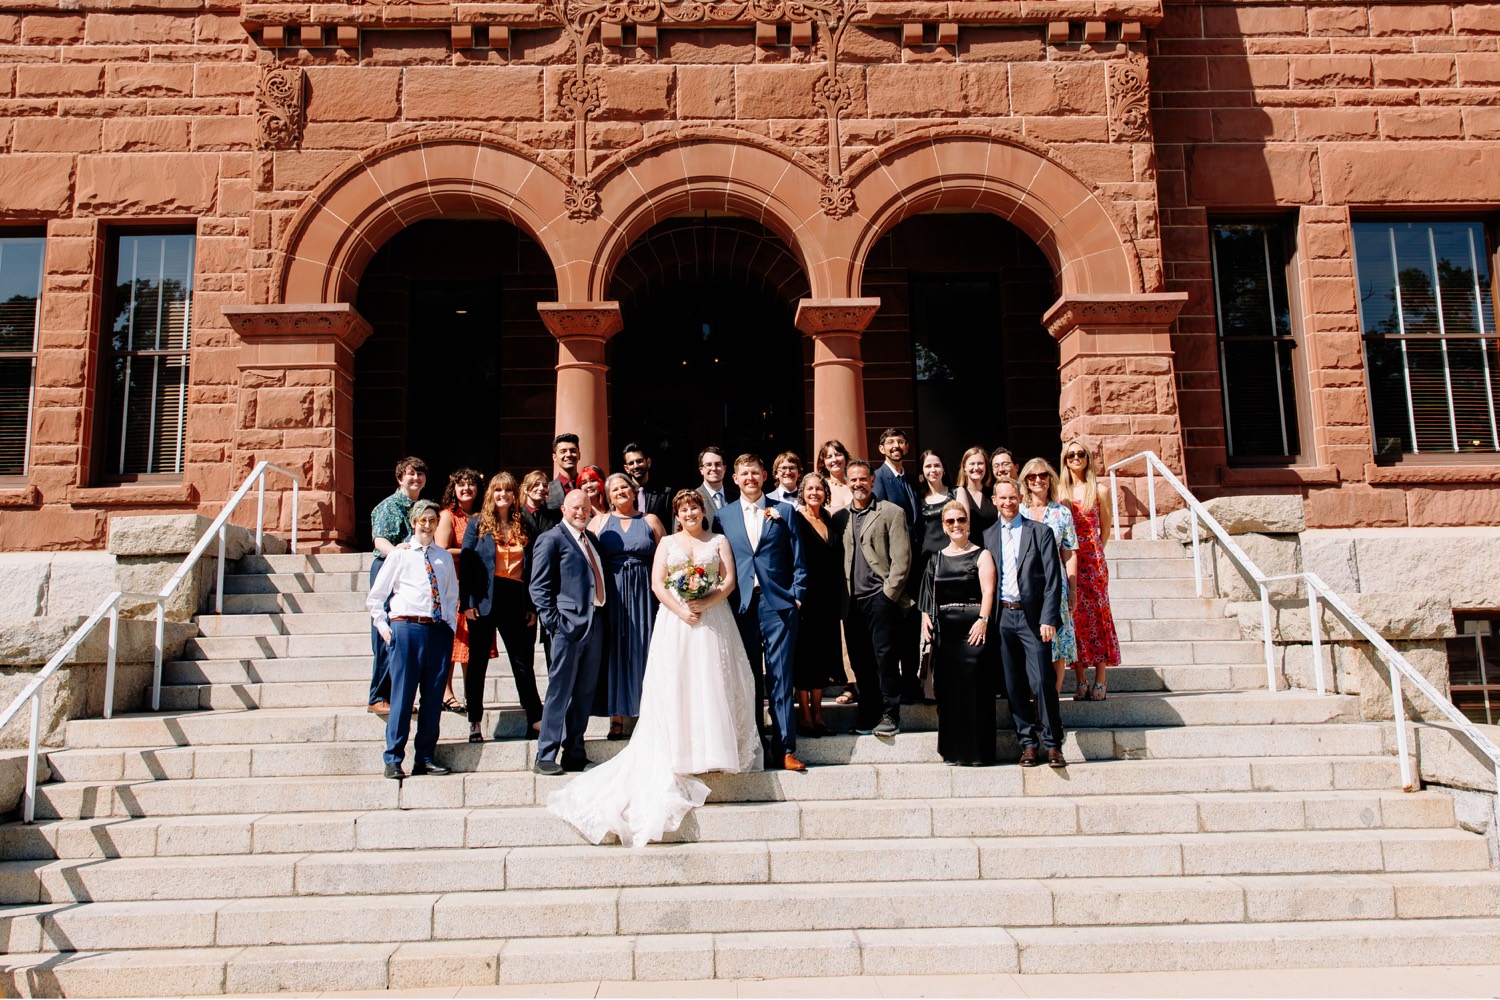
[942,517,967,526]
[413,516,439,527]
[1026,473,1050,481]
[1064,451,1087,460]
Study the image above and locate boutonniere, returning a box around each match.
[763,508,782,522]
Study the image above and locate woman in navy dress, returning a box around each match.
[590,472,667,738]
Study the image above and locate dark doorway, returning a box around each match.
[353,220,557,544]
[608,219,810,490]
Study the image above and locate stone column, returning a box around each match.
[223,303,372,550]
[795,298,880,456]
[1043,293,1189,530]
[538,302,623,472]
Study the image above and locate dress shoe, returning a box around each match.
[532,758,564,776]
[782,753,807,772]
[1018,746,1040,767]
[561,756,591,772]
[873,716,900,737]
[368,701,391,715]
[1046,748,1067,769]
[413,760,451,776]
[383,762,405,780]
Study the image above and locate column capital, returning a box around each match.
[795,298,881,336]
[537,301,623,340]
[1042,293,1188,341]
[224,303,373,369]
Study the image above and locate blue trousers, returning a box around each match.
[997,607,1064,751]
[368,557,392,705]
[384,620,452,766]
[735,590,799,756]
[537,615,603,764]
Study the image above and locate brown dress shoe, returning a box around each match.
[782,753,808,772]
[1018,746,1040,767]
[368,701,391,715]
[1047,748,1067,768]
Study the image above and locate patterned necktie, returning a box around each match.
[422,548,441,618]
[713,491,724,509]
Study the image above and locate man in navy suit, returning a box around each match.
[982,478,1067,768]
[527,489,607,775]
[713,453,809,772]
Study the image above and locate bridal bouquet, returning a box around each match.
[666,561,715,602]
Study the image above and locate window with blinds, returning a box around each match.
[0,236,45,478]
[1210,222,1301,462]
[102,233,195,478]
[1353,220,1500,459]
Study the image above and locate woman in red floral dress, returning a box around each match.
[435,468,485,715]
[1058,439,1120,700]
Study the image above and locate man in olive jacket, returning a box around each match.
[832,459,912,737]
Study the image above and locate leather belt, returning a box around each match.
[390,615,436,624]
[1000,601,1024,610]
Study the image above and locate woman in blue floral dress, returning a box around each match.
[1018,457,1080,696]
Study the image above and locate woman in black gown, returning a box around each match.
[792,472,845,737]
[955,445,999,537]
[919,499,998,766]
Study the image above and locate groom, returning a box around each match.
[714,453,809,772]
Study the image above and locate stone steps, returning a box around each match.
[22,753,1414,821]
[0,788,1458,861]
[1,829,1488,907]
[40,723,1400,784]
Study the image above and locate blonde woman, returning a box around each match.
[1058,439,1119,700]
[955,445,998,537]
[1019,458,1081,696]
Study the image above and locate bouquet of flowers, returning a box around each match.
[666,560,715,602]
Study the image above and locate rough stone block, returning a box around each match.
[1162,495,1305,542]
[432,888,616,940]
[858,926,1018,975]
[634,932,714,980]
[499,935,633,984]
[1235,873,1395,921]
[225,942,395,994]
[389,939,500,988]
[76,154,218,215]
[714,928,861,979]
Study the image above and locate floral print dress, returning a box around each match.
[1021,501,1078,663]
[1070,499,1121,667]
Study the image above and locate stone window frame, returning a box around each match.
[1351,216,1500,466]
[94,226,198,485]
[0,229,45,484]
[1208,215,1311,466]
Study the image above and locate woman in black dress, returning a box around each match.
[792,472,845,737]
[955,445,999,537]
[919,499,998,766]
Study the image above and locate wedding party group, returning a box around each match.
[363,429,1122,847]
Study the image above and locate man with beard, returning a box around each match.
[545,433,582,511]
[623,442,673,527]
[870,428,924,702]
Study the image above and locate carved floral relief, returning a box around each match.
[1107,55,1151,143]
[256,65,307,151]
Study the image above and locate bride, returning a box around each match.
[547,489,763,847]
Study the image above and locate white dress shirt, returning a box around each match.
[703,482,727,510]
[767,486,798,505]
[563,522,607,607]
[367,542,458,631]
[741,495,766,589]
[998,514,1023,603]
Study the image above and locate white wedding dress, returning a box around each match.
[547,534,764,848]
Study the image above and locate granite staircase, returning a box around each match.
[1,539,1497,996]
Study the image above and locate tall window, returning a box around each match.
[102,232,195,478]
[1210,222,1301,462]
[0,236,44,477]
[1353,220,1499,459]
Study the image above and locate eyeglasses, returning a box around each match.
[942,517,967,525]
[413,516,439,527]
[1064,451,1087,461]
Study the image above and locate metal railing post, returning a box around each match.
[1109,470,1121,541]
[104,601,119,721]
[1390,662,1414,792]
[255,471,266,556]
[1309,585,1325,697]
[1259,582,1277,691]
[216,524,227,614]
[152,602,165,711]
[1146,462,1158,539]
[23,695,39,824]
[1190,509,1203,598]
[290,479,300,554]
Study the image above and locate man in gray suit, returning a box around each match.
[832,459,911,737]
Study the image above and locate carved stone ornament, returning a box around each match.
[1107,56,1151,143]
[564,175,602,222]
[1041,293,1189,340]
[794,298,881,335]
[819,175,856,220]
[537,301,624,339]
[256,65,307,151]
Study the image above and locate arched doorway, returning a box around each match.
[351,219,558,540]
[608,218,811,488]
[863,213,1061,467]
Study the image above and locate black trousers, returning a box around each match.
[996,606,1064,751]
[464,578,543,728]
[845,591,904,728]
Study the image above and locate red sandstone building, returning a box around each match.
[1,0,1498,552]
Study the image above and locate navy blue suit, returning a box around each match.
[714,497,808,758]
[527,523,605,764]
[981,516,1065,751]
[460,519,542,730]
[872,463,920,529]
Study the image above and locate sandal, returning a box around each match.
[1072,678,1091,701]
[468,730,484,744]
[1090,682,1107,701]
[443,698,466,716]
[834,688,857,705]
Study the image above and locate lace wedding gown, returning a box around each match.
[547,534,764,847]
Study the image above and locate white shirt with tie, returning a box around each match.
[702,482,727,510]
[741,495,765,590]
[998,514,1023,604]
[563,521,607,608]
[367,542,459,631]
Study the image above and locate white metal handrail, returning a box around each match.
[0,461,301,823]
[1107,451,1500,810]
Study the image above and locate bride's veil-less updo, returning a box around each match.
[672,489,705,517]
